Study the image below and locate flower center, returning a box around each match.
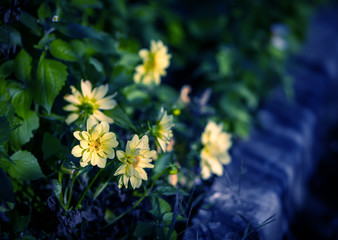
[144,53,156,72]
[90,139,101,151]
[80,98,99,115]
[126,155,141,167]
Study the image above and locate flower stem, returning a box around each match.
[66,172,78,211]
[103,167,168,228]
[75,161,112,210]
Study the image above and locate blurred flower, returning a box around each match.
[134,40,171,85]
[180,85,192,104]
[200,121,232,179]
[64,80,117,125]
[152,107,174,152]
[52,15,59,22]
[270,23,289,51]
[168,174,178,187]
[71,117,118,168]
[114,135,156,189]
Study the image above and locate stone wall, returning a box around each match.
[184,5,338,240]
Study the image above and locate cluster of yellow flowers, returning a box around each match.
[64,40,232,189]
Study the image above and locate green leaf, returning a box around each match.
[0,60,14,79]
[11,89,32,118]
[149,196,171,219]
[0,79,9,101]
[50,39,78,62]
[156,85,179,104]
[0,27,22,47]
[9,150,44,181]
[105,107,136,132]
[14,49,32,81]
[42,132,67,160]
[56,23,102,40]
[20,11,42,36]
[34,56,68,113]
[51,179,62,203]
[133,222,154,237]
[152,153,172,176]
[89,57,104,73]
[0,100,15,126]
[0,116,10,143]
[37,2,51,20]
[0,168,14,202]
[71,0,103,9]
[0,145,11,172]
[9,111,39,150]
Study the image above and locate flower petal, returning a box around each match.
[81,80,92,98]
[97,98,117,110]
[64,94,81,105]
[80,140,89,149]
[135,167,148,180]
[65,113,79,125]
[100,121,110,133]
[73,131,82,140]
[71,145,83,157]
[63,104,78,112]
[123,175,129,188]
[96,158,107,168]
[87,117,98,132]
[102,132,115,141]
[114,164,127,176]
[82,150,90,162]
[93,110,114,123]
[93,84,108,100]
[116,150,125,161]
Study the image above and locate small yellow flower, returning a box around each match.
[200,121,232,179]
[152,107,174,152]
[134,40,171,85]
[64,80,117,125]
[114,135,156,189]
[71,117,118,168]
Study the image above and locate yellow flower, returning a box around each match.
[64,80,117,125]
[134,40,171,85]
[71,117,118,168]
[114,135,156,189]
[153,107,174,152]
[200,121,232,179]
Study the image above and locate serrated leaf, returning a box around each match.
[14,49,32,82]
[0,116,10,143]
[9,150,44,181]
[0,168,14,202]
[9,111,39,150]
[37,2,51,20]
[50,39,77,62]
[34,56,68,113]
[11,89,32,118]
